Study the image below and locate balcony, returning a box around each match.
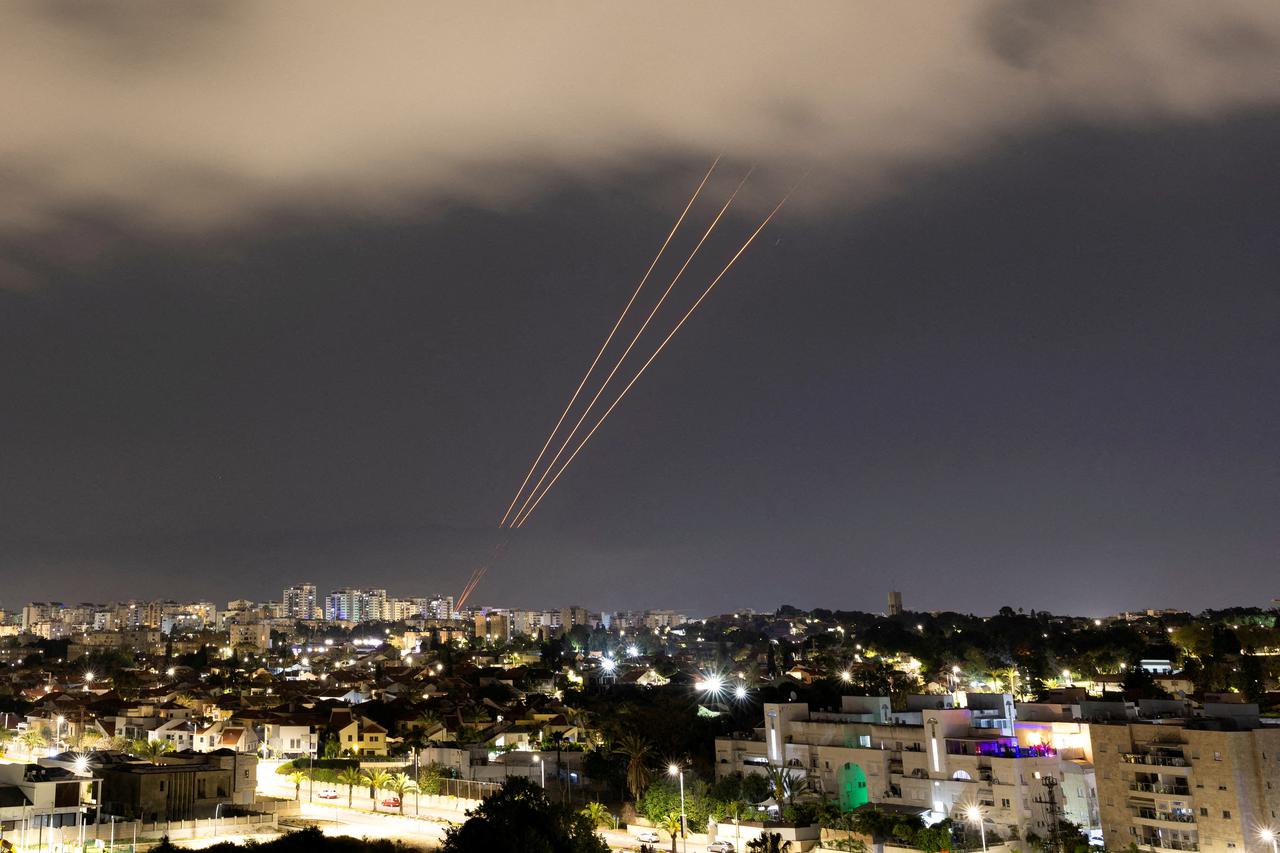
[1135,808,1196,824]
[1140,838,1199,852]
[1129,782,1192,796]
[1123,753,1190,768]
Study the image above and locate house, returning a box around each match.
[148,718,197,752]
[192,721,259,754]
[0,764,96,835]
[329,709,388,756]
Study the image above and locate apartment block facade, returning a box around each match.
[1093,712,1280,853]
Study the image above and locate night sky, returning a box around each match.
[2,3,1278,615]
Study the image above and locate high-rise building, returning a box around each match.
[888,590,903,616]
[475,609,511,643]
[324,589,373,623]
[283,583,317,621]
[426,595,455,620]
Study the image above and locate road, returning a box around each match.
[257,771,728,852]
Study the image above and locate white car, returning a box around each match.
[635,830,660,843]
[708,843,735,853]
[316,788,339,800]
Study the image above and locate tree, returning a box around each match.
[747,833,793,853]
[288,770,308,801]
[336,767,363,808]
[614,733,653,801]
[385,772,418,815]
[440,777,609,853]
[130,739,174,765]
[322,736,341,760]
[418,763,445,795]
[0,728,14,755]
[656,811,684,853]
[19,726,48,755]
[362,768,392,811]
[581,801,611,829]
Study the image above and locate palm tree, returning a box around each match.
[415,711,445,740]
[581,801,611,828]
[657,811,684,853]
[614,733,653,801]
[384,772,418,815]
[130,739,174,764]
[363,768,392,812]
[337,767,363,808]
[747,832,793,853]
[764,765,808,805]
[288,769,307,801]
[19,726,48,756]
[0,728,14,755]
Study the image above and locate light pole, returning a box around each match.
[966,805,987,852]
[668,763,687,853]
[215,802,224,838]
[533,756,544,788]
[1259,828,1278,853]
[56,716,65,752]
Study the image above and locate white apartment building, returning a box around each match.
[716,694,1098,843]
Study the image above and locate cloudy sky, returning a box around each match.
[2,2,1278,615]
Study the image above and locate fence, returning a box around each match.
[76,812,279,847]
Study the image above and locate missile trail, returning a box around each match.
[511,186,798,529]
[506,168,754,528]
[496,158,720,527]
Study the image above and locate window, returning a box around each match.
[1200,808,1208,817]
[1219,785,1228,791]
[1213,751,1222,761]
[1001,799,1010,808]
[1223,810,1231,819]
[159,781,166,792]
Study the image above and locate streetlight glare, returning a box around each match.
[966,805,983,821]
[734,685,748,700]
[668,763,680,776]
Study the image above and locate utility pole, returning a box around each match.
[1033,772,1063,853]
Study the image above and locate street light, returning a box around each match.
[965,805,987,852]
[532,755,544,788]
[668,763,687,853]
[1259,827,1278,853]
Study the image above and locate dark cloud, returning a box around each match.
[1,5,1277,615]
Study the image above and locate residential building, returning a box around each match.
[329,709,388,757]
[282,583,317,621]
[1092,704,1280,853]
[0,763,96,834]
[475,610,512,644]
[888,590,904,616]
[228,622,270,653]
[716,694,1099,843]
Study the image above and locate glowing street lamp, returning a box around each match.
[1259,828,1277,853]
[532,755,544,788]
[601,657,616,674]
[627,645,640,658]
[966,805,987,852]
[668,763,687,853]
[734,684,748,701]
[840,670,852,683]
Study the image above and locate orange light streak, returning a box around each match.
[511,187,797,528]
[496,158,720,527]
[506,168,753,528]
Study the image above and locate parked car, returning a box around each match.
[381,796,401,808]
[636,830,660,843]
[317,788,339,800]
[708,843,736,852]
